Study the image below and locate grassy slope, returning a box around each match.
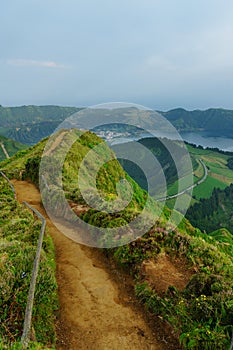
[0,177,57,349]
[2,129,233,348]
[186,184,233,234]
[0,105,80,127]
[187,144,233,198]
[165,144,233,215]
[115,222,233,349]
[0,135,27,162]
[209,228,233,256]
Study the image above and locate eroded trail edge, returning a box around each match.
[13,180,174,350]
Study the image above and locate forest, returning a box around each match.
[186,184,233,233]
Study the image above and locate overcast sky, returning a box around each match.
[1,0,233,110]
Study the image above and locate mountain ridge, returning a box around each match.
[1,105,233,145]
[160,107,233,134]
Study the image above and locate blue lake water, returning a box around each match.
[180,132,233,152]
[107,130,233,152]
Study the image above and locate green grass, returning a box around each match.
[0,340,53,349]
[165,144,233,205]
[186,145,233,200]
[166,193,197,213]
[208,163,233,180]
[0,177,57,348]
[167,173,194,197]
[0,135,27,162]
[192,175,227,200]
[209,228,233,256]
[186,144,212,156]
[1,129,157,247]
[0,140,46,179]
[114,223,233,349]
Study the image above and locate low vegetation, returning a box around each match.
[114,223,233,349]
[0,177,57,349]
[0,136,27,162]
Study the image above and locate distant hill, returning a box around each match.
[119,137,198,196]
[1,105,233,145]
[0,135,27,161]
[0,106,233,145]
[160,107,233,135]
[0,105,81,145]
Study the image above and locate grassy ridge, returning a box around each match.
[7,129,157,247]
[114,222,233,349]
[0,177,57,349]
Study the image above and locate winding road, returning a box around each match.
[158,159,208,202]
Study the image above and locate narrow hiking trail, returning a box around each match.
[12,180,180,350]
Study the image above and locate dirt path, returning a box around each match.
[43,131,67,157]
[12,180,180,350]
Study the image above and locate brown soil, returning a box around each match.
[12,180,182,350]
[141,253,194,296]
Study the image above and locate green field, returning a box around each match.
[190,147,233,199]
[166,144,233,207]
[192,175,227,200]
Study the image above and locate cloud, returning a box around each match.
[6,59,70,69]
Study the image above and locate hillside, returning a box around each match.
[119,137,198,197]
[0,176,57,349]
[186,184,233,234]
[12,179,174,350]
[1,128,233,348]
[162,142,233,214]
[0,105,81,145]
[114,136,233,217]
[0,135,27,162]
[161,107,233,135]
[1,129,160,248]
